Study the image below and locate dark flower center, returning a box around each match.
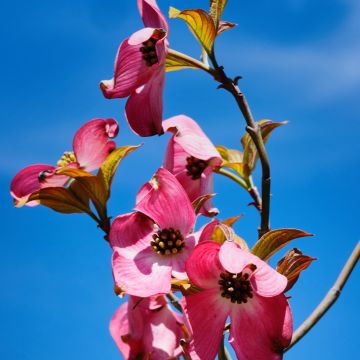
[140,38,159,66]
[185,156,209,180]
[151,228,185,255]
[219,271,253,304]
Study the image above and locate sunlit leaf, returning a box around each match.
[97,145,140,202]
[216,145,246,177]
[252,228,313,261]
[169,7,216,55]
[277,248,316,292]
[165,51,200,72]
[28,187,91,214]
[210,0,228,28]
[241,120,287,176]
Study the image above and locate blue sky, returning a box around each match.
[1,0,359,359]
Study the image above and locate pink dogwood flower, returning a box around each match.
[163,115,222,216]
[110,295,186,359]
[10,118,119,207]
[182,240,292,360]
[100,0,169,137]
[110,168,198,297]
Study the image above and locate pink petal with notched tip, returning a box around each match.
[138,0,169,32]
[112,247,172,297]
[229,294,292,360]
[125,68,165,137]
[163,115,222,164]
[72,118,118,172]
[219,241,288,297]
[10,164,69,206]
[199,167,218,216]
[135,168,196,235]
[198,219,220,243]
[182,289,229,360]
[185,241,223,290]
[100,27,164,99]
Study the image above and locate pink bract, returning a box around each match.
[10,118,119,207]
[100,0,169,137]
[163,115,222,217]
[110,295,186,359]
[182,241,292,360]
[110,168,199,297]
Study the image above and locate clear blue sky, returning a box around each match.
[1,0,359,359]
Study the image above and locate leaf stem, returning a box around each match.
[285,241,360,351]
[166,292,183,313]
[218,335,232,360]
[209,56,271,238]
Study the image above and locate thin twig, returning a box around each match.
[218,334,232,360]
[285,241,360,351]
[166,292,183,313]
[210,57,271,238]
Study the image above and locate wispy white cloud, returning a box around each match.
[223,0,360,103]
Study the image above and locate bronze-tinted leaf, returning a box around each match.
[28,187,91,214]
[169,7,216,55]
[277,248,316,292]
[57,167,106,219]
[97,145,140,202]
[252,228,313,261]
[217,20,236,35]
[241,120,287,176]
[192,193,216,215]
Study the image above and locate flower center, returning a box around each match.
[151,228,185,256]
[185,156,209,180]
[57,151,77,167]
[219,271,253,304]
[139,29,166,67]
[140,38,159,66]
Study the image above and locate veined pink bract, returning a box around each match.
[163,115,222,217]
[100,0,169,137]
[110,295,186,359]
[182,241,292,360]
[110,168,198,297]
[10,118,119,207]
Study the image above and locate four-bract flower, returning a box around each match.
[10,118,119,207]
[110,168,198,297]
[100,0,169,137]
[163,115,222,216]
[182,240,292,360]
[110,295,186,359]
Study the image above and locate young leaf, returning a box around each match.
[56,167,106,219]
[241,120,287,176]
[192,193,216,215]
[217,20,236,35]
[210,0,228,28]
[252,228,313,261]
[277,248,316,292]
[28,187,91,214]
[216,145,246,178]
[165,51,201,72]
[97,145,140,202]
[169,7,216,56]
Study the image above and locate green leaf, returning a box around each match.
[216,145,246,178]
[209,0,228,28]
[169,7,216,55]
[165,51,200,72]
[241,120,287,176]
[97,145,140,203]
[252,228,313,261]
[277,248,316,292]
[28,187,91,214]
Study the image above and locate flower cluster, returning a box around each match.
[10,0,318,359]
